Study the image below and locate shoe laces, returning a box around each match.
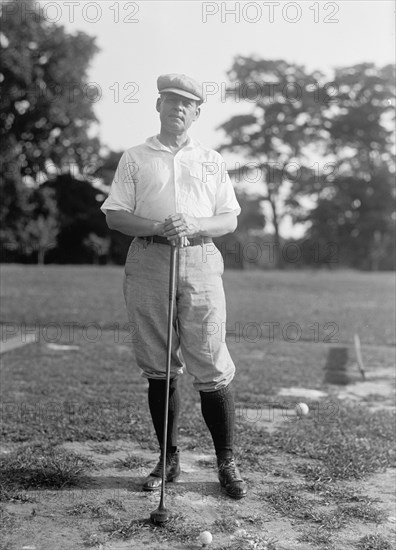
[219,457,237,474]
[159,449,179,466]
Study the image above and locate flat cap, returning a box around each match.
[157,73,203,103]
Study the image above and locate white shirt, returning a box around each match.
[100,136,240,222]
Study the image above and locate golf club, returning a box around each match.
[150,242,179,525]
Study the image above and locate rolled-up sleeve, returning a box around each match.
[214,154,241,216]
[100,152,136,215]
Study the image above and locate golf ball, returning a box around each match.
[198,531,213,546]
[296,402,309,416]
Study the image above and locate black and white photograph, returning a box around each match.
[0,1,395,549]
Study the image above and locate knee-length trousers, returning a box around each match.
[123,238,236,392]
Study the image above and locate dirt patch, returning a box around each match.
[1,439,303,550]
[336,366,396,412]
[2,436,395,550]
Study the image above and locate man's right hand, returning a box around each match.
[155,220,189,247]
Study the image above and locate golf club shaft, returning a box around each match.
[159,243,178,510]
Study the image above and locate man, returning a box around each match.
[101,73,247,499]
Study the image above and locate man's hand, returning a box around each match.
[154,218,189,248]
[162,214,200,248]
[163,214,201,239]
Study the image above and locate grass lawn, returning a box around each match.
[0,265,395,550]
[1,265,394,346]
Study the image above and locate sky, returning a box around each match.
[51,0,395,236]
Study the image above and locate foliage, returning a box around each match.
[24,186,60,264]
[220,57,395,270]
[42,174,109,264]
[219,56,328,249]
[0,0,101,261]
[301,171,395,270]
[0,0,100,177]
[291,63,396,270]
[83,233,111,264]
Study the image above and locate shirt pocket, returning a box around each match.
[181,163,217,216]
[187,161,218,187]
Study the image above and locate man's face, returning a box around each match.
[156,93,200,134]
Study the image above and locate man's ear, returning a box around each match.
[193,106,201,121]
[156,97,162,113]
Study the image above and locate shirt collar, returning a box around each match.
[145,135,197,152]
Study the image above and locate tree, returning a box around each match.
[214,191,266,269]
[0,0,100,256]
[83,233,111,265]
[24,186,59,264]
[219,58,395,270]
[92,149,133,265]
[42,174,109,264]
[291,63,395,269]
[218,57,332,254]
[303,170,394,269]
[231,191,266,236]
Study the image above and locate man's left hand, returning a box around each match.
[163,214,201,239]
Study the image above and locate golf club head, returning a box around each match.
[150,506,169,525]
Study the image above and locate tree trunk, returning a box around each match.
[38,248,45,265]
[267,193,281,268]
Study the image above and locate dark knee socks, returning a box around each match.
[148,378,235,460]
[148,378,180,453]
[200,383,235,461]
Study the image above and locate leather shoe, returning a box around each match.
[218,457,247,499]
[142,449,180,491]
